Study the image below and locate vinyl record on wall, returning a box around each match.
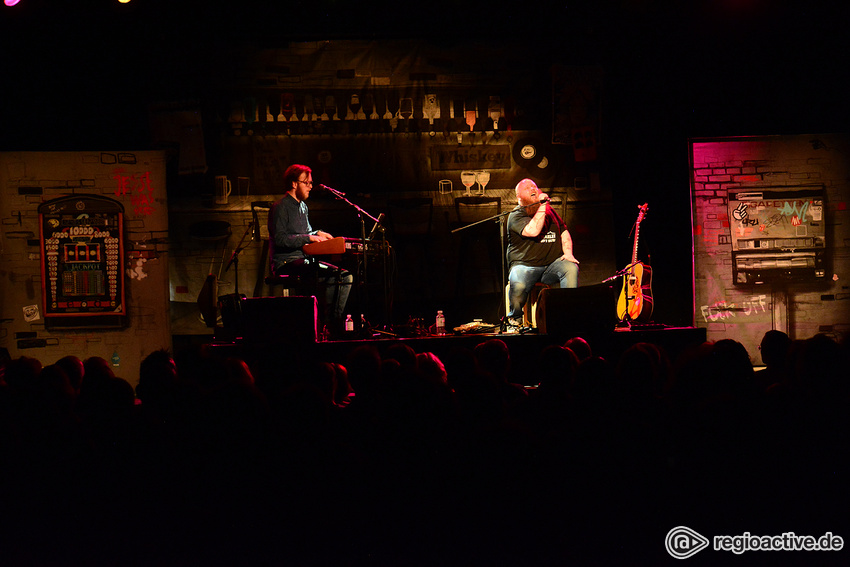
[512,138,542,167]
[513,137,558,179]
[529,152,558,179]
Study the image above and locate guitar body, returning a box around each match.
[617,262,653,322]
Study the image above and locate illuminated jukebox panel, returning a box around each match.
[38,195,127,329]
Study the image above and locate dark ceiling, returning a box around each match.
[2,1,848,151]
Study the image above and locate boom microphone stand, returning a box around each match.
[451,207,513,333]
[320,184,394,334]
[224,220,255,297]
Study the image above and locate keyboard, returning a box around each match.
[303,236,387,256]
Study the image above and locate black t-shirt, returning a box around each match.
[506,206,566,269]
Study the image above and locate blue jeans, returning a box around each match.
[507,259,579,320]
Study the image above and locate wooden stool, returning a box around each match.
[504,282,550,327]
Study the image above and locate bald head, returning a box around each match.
[515,178,544,207]
[515,178,537,193]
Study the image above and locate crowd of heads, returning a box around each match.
[1,329,848,565]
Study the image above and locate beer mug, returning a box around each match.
[215,176,232,205]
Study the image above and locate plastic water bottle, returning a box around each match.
[436,310,445,335]
[345,314,354,333]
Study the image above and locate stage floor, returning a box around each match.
[184,325,706,385]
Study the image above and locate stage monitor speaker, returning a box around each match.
[535,283,617,340]
[220,295,318,343]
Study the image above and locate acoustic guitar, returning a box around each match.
[616,203,653,322]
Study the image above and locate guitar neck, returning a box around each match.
[631,223,640,265]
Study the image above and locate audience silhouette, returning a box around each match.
[1,331,847,566]
[755,329,791,391]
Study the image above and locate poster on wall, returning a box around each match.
[38,195,127,330]
[727,187,827,285]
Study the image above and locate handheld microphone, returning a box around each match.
[320,184,345,196]
[520,196,550,209]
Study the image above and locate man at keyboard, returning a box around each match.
[271,164,353,337]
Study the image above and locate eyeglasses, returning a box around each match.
[297,179,313,187]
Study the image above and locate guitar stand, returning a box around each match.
[603,265,634,332]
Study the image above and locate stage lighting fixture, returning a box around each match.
[4,0,22,7]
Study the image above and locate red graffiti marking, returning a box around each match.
[113,170,155,216]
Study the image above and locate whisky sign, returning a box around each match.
[430,145,511,171]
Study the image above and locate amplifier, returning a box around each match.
[219,294,318,343]
[535,284,617,340]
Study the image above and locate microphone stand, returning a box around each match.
[224,220,255,297]
[601,264,634,283]
[323,185,392,333]
[451,207,513,334]
[322,185,383,227]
